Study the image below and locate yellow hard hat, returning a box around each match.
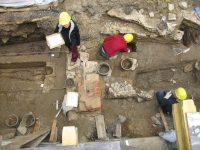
[175,87,187,100]
[124,34,134,42]
[59,12,71,25]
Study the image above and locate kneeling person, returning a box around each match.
[156,87,187,113]
[100,34,133,59]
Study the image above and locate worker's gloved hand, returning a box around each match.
[127,48,130,53]
[164,91,172,99]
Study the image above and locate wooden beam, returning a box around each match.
[33,118,40,132]
[172,100,197,150]
[21,131,50,148]
[2,129,50,150]
[0,6,50,12]
[49,119,57,142]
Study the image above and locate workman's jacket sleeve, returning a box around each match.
[74,25,80,46]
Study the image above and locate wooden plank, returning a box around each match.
[49,119,57,141]
[0,7,50,12]
[33,118,40,132]
[186,112,200,150]
[2,129,50,150]
[0,135,2,150]
[0,129,16,140]
[95,115,106,139]
[21,131,50,148]
[172,100,197,150]
[54,127,57,141]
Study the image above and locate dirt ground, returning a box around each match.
[0,0,200,146]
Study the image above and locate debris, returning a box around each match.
[168,13,176,21]
[137,97,144,103]
[105,83,109,87]
[80,45,86,52]
[124,23,129,25]
[151,123,156,127]
[195,62,200,71]
[151,116,161,125]
[168,4,174,11]
[178,2,187,9]
[0,129,16,140]
[33,118,40,132]
[119,115,126,123]
[113,124,121,138]
[171,69,176,72]
[170,79,176,84]
[184,63,193,72]
[17,122,27,135]
[173,47,190,56]
[149,12,154,18]
[156,113,161,118]
[139,9,144,14]
[95,115,107,139]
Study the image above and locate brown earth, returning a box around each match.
[0,0,200,145]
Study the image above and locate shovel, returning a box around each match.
[80,52,89,94]
[154,91,168,130]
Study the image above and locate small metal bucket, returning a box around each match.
[5,114,20,128]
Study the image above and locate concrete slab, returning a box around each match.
[128,136,172,150]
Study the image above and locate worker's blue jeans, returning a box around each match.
[156,90,170,104]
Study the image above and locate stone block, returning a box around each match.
[95,115,107,139]
[139,9,144,14]
[113,124,121,138]
[137,97,144,103]
[179,2,187,10]
[173,29,184,40]
[119,115,126,123]
[168,3,174,11]
[149,12,154,18]
[168,13,176,21]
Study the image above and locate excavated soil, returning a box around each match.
[0,0,200,145]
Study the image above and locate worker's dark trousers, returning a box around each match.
[156,90,170,104]
[65,44,78,62]
[99,44,120,59]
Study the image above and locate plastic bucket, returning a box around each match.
[6,114,20,128]
[22,112,35,127]
[65,78,75,88]
[121,57,133,70]
[97,62,110,76]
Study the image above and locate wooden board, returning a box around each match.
[186,112,200,150]
[54,127,57,141]
[95,115,106,139]
[0,129,16,140]
[21,131,50,148]
[49,119,57,142]
[2,129,50,150]
[172,100,197,150]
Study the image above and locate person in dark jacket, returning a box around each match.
[53,12,80,64]
[156,87,187,113]
[99,34,133,59]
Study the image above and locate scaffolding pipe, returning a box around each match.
[0,87,66,92]
[0,51,67,56]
